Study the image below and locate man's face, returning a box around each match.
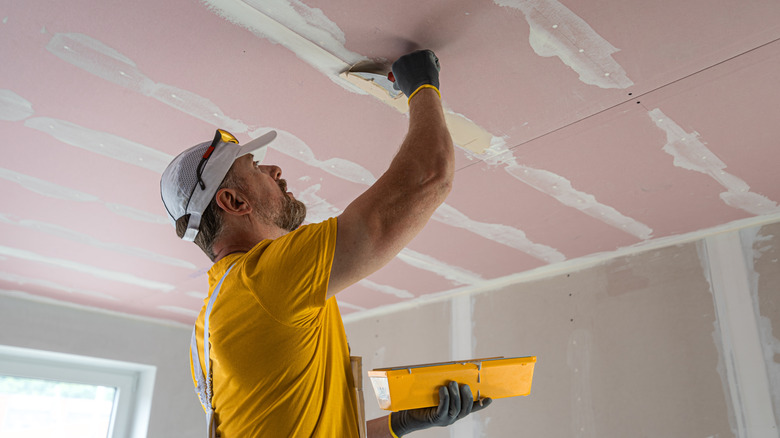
[233,154,307,231]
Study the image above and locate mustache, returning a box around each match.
[277,179,288,194]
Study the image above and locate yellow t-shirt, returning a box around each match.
[190,217,359,437]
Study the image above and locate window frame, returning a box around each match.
[0,345,156,438]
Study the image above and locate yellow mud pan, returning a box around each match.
[368,356,536,412]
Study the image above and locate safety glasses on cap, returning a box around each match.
[195,129,239,190]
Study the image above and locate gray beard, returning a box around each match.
[253,178,307,231]
[276,196,307,231]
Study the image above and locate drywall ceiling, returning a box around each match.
[1,0,779,324]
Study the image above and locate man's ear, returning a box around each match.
[215,187,252,217]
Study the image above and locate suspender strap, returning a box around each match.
[190,263,236,438]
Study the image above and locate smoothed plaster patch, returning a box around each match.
[201,0,365,93]
[0,89,34,121]
[25,117,173,174]
[0,166,169,225]
[359,279,414,299]
[495,0,633,89]
[433,203,566,263]
[398,248,484,286]
[475,141,653,240]
[650,108,780,215]
[0,271,117,301]
[0,245,174,292]
[0,213,194,269]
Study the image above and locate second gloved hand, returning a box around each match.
[389,381,492,437]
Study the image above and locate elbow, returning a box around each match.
[420,162,454,203]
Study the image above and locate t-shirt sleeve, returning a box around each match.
[240,217,338,327]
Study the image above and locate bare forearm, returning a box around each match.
[367,415,395,438]
[393,88,454,191]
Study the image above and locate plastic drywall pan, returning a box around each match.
[368,356,536,411]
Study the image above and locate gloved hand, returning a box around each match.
[389,381,492,437]
[391,49,441,101]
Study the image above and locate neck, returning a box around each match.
[211,221,289,263]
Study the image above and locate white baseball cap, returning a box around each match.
[161,129,277,241]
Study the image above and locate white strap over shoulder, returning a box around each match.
[190,263,236,438]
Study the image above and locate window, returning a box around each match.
[0,345,155,438]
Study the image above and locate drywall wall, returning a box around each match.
[744,222,780,425]
[0,295,202,437]
[345,220,780,437]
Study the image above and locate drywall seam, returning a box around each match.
[0,213,195,269]
[704,232,778,437]
[44,31,565,264]
[342,212,780,323]
[567,329,596,438]
[336,300,366,312]
[477,141,653,240]
[0,245,174,293]
[433,203,565,263]
[649,108,780,215]
[493,0,633,89]
[0,290,190,329]
[398,249,484,286]
[0,271,117,301]
[203,0,506,156]
[359,279,414,299]
[0,166,170,225]
[25,117,173,174]
[739,227,780,424]
[201,0,364,93]
[450,295,476,438]
[157,305,199,317]
[697,240,740,436]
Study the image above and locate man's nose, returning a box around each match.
[261,165,282,179]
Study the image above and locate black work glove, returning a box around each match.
[389,381,492,437]
[391,49,441,99]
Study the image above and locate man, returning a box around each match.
[161,50,491,437]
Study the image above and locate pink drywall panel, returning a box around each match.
[1,0,779,323]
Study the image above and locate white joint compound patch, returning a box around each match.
[358,279,414,299]
[473,140,653,240]
[0,214,194,269]
[494,0,633,89]
[201,0,365,93]
[0,89,34,121]
[568,328,597,437]
[703,232,778,436]
[157,305,200,317]
[397,248,484,286]
[46,33,249,133]
[434,203,567,262]
[0,271,117,301]
[0,166,169,225]
[25,117,173,174]
[739,227,780,427]
[0,245,174,292]
[336,300,366,312]
[649,108,780,215]
[0,167,99,202]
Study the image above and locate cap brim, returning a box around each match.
[240,130,276,163]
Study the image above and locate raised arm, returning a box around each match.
[328,50,454,297]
